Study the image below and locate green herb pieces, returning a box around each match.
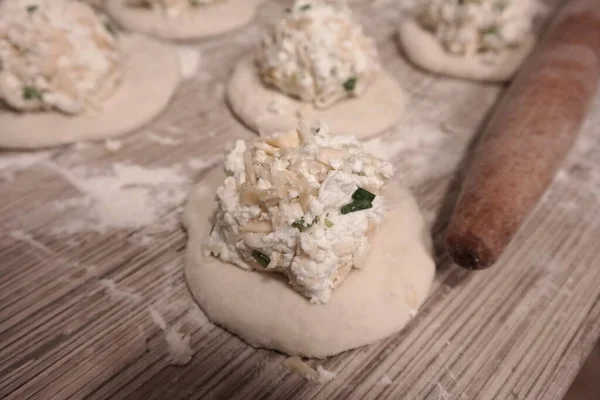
[352,187,376,202]
[104,21,117,35]
[299,4,311,11]
[22,86,42,101]
[188,0,200,6]
[484,26,500,36]
[324,218,334,228]
[343,77,357,92]
[341,199,373,215]
[291,216,317,232]
[26,4,38,13]
[252,250,271,268]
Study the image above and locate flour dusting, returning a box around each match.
[0,151,51,180]
[147,133,181,146]
[187,155,223,171]
[364,118,465,186]
[8,229,54,254]
[99,279,142,302]
[176,46,201,79]
[380,374,393,385]
[165,326,193,365]
[46,162,190,234]
[149,306,168,331]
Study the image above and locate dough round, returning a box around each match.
[398,18,535,82]
[183,167,435,358]
[0,34,180,149]
[105,0,263,40]
[226,56,406,139]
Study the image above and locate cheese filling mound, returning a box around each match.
[417,0,542,58]
[257,0,380,109]
[128,0,226,17]
[0,0,122,114]
[206,122,393,304]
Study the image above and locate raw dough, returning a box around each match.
[398,18,536,82]
[0,34,180,149]
[105,0,263,40]
[183,167,435,358]
[227,56,406,139]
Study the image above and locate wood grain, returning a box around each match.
[3,1,599,399]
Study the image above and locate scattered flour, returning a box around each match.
[363,119,464,186]
[176,46,201,79]
[186,155,223,171]
[99,279,142,302]
[148,306,168,331]
[380,374,393,386]
[45,162,190,234]
[283,357,337,384]
[8,229,54,254]
[104,139,123,152]
[165,326,193,365]
[147,133,181,146]
[148,306,194,366]
[0,151,52,180]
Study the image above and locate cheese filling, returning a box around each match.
[127,0,226,17]
[206,122,393,304]
[416,0,542,58]
[257,0,380,109]
[0,0,123,114]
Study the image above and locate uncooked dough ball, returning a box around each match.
[0,0,122,114]
[257,0,380,108]
[399,0,544,82]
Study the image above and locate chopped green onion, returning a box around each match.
[26,4,38,13]
[104,21,117,35]
[324,218,334,228]
[343,77,357,92]
[252,250,271,268]
[22,86,42,101]
[292,219,308,232]
[291,216,317,231]
[299,4,311,11]
[484,26,500,36]
[188,0,200,6]
[341,199,373,215]
[352,187,376,202]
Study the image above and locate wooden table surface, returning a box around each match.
[2,1,599,399]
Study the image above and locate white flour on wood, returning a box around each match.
[99,279,142,303]
[148,306,194,365]
[0,151,52,180]
[176,46,201,79]
[45,162,190,234]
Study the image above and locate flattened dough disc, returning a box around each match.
[398,18,535,82]
[226,56,406,139]
[0,34,180,149]
[105,0,263,40]
[183,167,435,358]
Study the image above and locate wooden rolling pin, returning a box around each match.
[445,0,600,269]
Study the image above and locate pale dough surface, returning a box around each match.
[0,34,180,149]
[226,56,406,139]
[183,167,435,358]
[105,0,263,40]
[398,18,536,82]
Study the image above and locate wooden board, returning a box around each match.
[3,1,599,399]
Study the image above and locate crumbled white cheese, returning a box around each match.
[257,0,380,109]
[129,0,225,17]
[417,0,543,59]
[206,121,393,304]
[0,0,122,114]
